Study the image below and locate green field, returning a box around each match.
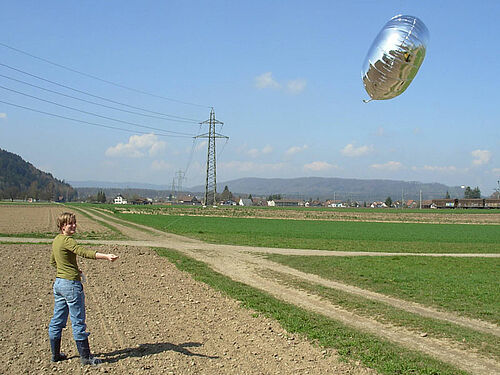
[115,212,500,253]
[264,254,500,324]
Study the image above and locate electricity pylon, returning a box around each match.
[195,108,228,206]
[175,170,185,193]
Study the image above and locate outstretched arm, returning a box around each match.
[95,253,119,262]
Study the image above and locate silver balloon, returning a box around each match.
[362,15,429,102]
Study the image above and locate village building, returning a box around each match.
[113,194,128,204]
[239,198,253,206]
[177,195,201,205]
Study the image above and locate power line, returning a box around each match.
[0,84,195,137]
[0,42,211,109]
[0,62,201,122]
[0,99,193,138]
[0,73,200,124]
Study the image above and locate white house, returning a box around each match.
[239,198,253,206]
[113,194,128,204]
[329,202,346,208]
[370,201,387,208]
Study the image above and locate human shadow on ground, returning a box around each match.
[97,342,219,363]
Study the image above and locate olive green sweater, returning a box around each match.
[51,234,97,281]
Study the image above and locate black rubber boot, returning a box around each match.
[50,337,67,362]
[75,339,102,366]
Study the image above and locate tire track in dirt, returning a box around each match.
[86,280,126,349]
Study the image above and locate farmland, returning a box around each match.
[107,203,500,224]
[1,203,499,374]
[113,210,500,253]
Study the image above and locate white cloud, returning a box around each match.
[255,72,306,95]
[247,148,260,158]
[0,113,6,119]
[285,144,308,157]
[286,79,307,94]
[105,133,166,158]
[221,160,285,172]
[471,149,491,165]
[303,161,337,171]
[151,160,172,171]
[247,145,273,158]
[341,143,374,157]
[149,141,166,156]
[262,145,273,154]
[370,161,403,170]
[412,165,458,173]
[255,72,280,89]
[195,140,207,152]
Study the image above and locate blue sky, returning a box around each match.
[1,1,499,196]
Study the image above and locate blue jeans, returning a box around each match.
[48,278,90,341]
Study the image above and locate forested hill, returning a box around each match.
[0,148,76,201]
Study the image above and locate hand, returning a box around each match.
[107,254,119,262]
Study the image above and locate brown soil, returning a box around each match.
[1,205,499,375]
[0,205,111,235]
[0,208,375,375]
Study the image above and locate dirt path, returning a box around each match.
[76,207,500,375]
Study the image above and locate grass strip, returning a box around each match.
[265,254,500,325]
[154,247,466,375]
[258,268,499,359]
[0,232,55,239]
[68,205,128,240]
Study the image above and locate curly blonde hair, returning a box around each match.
[57,212,76,232]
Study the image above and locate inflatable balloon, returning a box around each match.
[362,14,429,102]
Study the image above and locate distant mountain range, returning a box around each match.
[190,177,464,201]
[69,180,170,190]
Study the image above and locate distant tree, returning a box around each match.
[363,201,367,208]
[220,186,233,201]
[97,190,106,203]
[248,194,253,200]
[464,186,481,199]
[445,191,450,199]
[267,194,282,201]
[385,196,393,207]
[6,185,19,201]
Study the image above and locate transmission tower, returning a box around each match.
[195,108,228,206]
[175,170,185,193]
[170,177,176,198]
